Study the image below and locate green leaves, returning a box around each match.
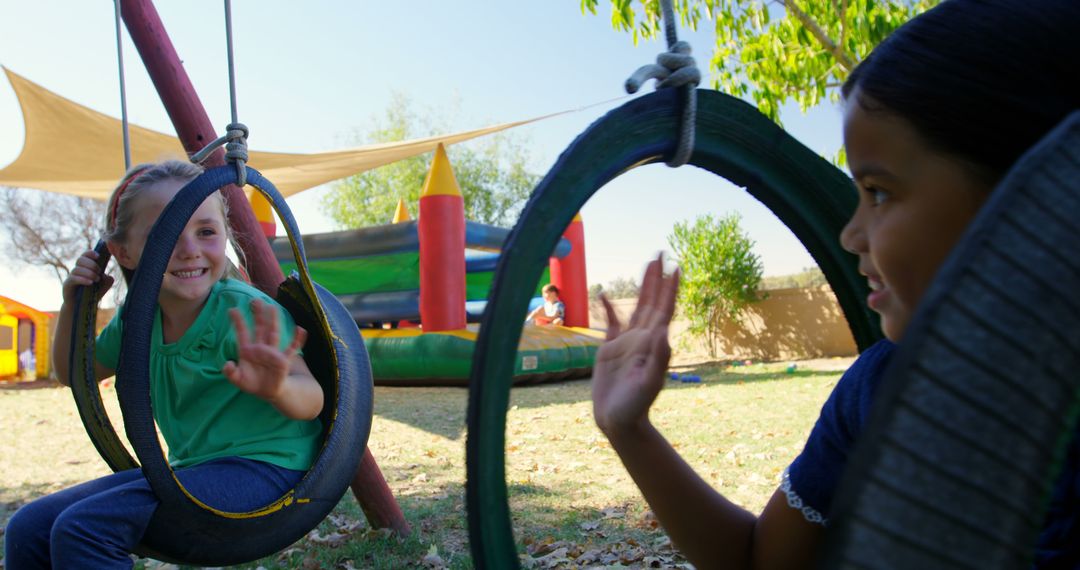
[667,213,764,357]
[319,94,540,229]
[584,0,939,124]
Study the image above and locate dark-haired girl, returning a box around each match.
[591,1,1080,567]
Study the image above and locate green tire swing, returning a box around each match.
[822,113,1080,569]
[465,87,881,568]
[67,165,373,566]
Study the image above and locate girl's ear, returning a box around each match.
[106,240,136,270]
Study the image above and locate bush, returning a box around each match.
[668,213,764,356]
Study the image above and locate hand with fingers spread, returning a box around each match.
[592,253,680,438]
[222,299,308,405]
[62,249,114,303]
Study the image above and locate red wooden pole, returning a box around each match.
[352,448,411,535]
[120,0,409,536]
[119,0,278,295]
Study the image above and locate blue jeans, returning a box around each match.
[4,457,304,569]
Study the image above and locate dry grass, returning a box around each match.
[0,356,853,569]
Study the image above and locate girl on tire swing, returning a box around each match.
[5,160,324,568]
[591,0,1080,568]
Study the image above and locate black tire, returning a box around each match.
[466,88,877,568]
[70,166,373,566]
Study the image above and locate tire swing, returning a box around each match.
[821,113,1080,569]
[67,165,373,566]
[465,85,882,568]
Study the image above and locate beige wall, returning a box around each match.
[591,286,857,361]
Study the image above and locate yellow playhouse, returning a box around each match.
[0,307,15,379]
[0,295,53,381]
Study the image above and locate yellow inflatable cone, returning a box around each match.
[391,198,411,224]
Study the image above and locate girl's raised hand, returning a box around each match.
[62,249,114,303]
[592,253,680,439]
[223,299,307,403]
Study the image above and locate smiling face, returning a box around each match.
[110,178,230,316]
[839,91,992,342]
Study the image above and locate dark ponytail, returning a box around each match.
[843,0,1080,182]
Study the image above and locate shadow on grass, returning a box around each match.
[690,367,846,386]
[232,479,670,570]
[372,365,846,438]
[371,378,597,440]
[0,378,63,391]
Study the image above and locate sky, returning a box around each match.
[0,1,845,312]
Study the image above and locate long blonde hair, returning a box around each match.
[104,160,244,284]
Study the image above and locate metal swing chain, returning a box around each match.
[189,0,249,187]
[624,0,701,167]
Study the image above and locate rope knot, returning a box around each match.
[189,123,250,187]
[625,41,701,94]
[224,122,249,187]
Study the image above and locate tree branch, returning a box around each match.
[839,0,849,52]
[781,0,857,70]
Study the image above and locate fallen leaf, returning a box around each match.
[422,543,446,568]
[300,554,321,570]
[601,506,625,519]
[308,531,350,547]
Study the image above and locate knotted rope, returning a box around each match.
[624,0,700,166]
[189,123,249,187]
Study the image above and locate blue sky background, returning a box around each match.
[0,1,845,311]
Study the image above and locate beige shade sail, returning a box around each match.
[0,68,591,200]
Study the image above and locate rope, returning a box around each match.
[624,0,700,167]
[224,0,239,126]
[189,123,249,187]
[113,0,131,170]
[188,0,248,187]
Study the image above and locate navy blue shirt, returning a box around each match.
[785,340,1080,567]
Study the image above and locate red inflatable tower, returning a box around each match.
[549,213,589,328]
[418,144,467,331]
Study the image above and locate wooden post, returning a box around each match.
[120,0,409,536]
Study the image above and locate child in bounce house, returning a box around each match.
[527,283,566,326]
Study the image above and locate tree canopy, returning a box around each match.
[320,94,539,229]
[581,0,938,123]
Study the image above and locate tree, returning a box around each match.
[606,276,642,299]
[760,265,826,290]
[667,212,764,356]
[581,0,938,123]
[0,187,105,282]
[320,94,540,229]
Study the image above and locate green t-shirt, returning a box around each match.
[97,279,322,470]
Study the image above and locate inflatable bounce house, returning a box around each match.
[266,145,603,386]
[0,295,52,381]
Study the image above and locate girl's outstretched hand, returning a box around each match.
[223,299,307,403]
[592,254,680,438]
[62,249,114,303]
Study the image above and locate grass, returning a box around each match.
[0,357,851,569]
